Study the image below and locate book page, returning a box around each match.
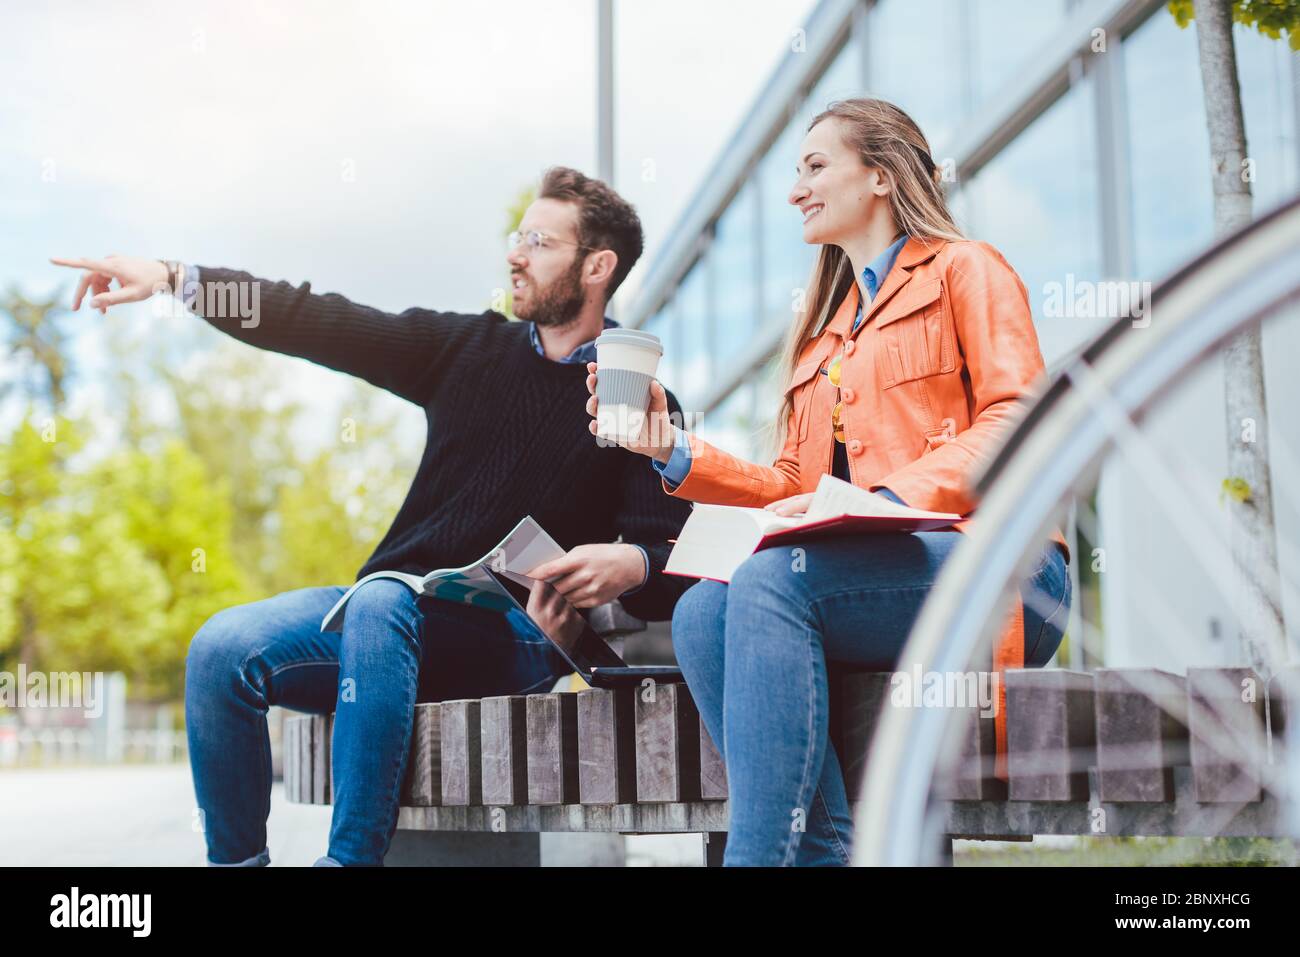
[663,504,800,582]
[804,473,956,522]
[321,516,566,632]
[486,516,567,582]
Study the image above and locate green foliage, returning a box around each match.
[958,834,1298,866]
[1,289,417,701]
[0,416,249,697]
[1169,0,1300,50]
[0,287,73,411]
[1220,476,1252,504]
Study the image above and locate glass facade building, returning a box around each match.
[626,0,1300,666]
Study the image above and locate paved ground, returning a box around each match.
[0,763,704,866]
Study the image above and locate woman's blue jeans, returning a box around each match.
[184,581,569,866]
[671,531,1071,867]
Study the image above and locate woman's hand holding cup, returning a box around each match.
[586,361,676,464]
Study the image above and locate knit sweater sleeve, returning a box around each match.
[191,266,493,406]
[611,387,696,622]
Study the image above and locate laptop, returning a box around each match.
[484,568,684,688]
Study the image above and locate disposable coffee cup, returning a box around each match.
[594,329,663,445]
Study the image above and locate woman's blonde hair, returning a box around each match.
[767,97,964,454]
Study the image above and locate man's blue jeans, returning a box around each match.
[184,581,569,866]
[671,531,1071,867]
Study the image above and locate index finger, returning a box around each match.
[50,256,111,272]
[527,553,580,581]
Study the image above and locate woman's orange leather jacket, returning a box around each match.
[662,236,1070,780]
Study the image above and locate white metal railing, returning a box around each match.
[0,727,187,767]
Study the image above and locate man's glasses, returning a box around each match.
[507,229,597,255]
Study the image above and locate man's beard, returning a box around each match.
[516,257,587,328]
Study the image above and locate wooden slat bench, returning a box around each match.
[283,660,1300,864]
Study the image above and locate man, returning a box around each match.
[53,167,693,867]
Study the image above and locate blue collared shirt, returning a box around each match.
[529,315,619,364]
[853,233,908,330]
[653,234,910,505]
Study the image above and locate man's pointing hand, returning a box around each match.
[50,255,171,314]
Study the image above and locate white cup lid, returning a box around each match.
[594,329,663,356]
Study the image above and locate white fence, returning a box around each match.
[0,726,187,767]
[0,671,187,767]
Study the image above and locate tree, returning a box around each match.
[263,380,417,595]
[1,301,417,700]
[0,288,73,412]
[160,345,307,589]
[0,417,168,684]
[1170,0,1298,673]
[0,415,248,698]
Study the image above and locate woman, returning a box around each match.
[585,98,1071,866]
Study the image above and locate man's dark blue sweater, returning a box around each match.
[192,267,693,621]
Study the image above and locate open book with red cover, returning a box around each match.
[663,473,962,584]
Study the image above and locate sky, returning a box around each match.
[1,0,816,445]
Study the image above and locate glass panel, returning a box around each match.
[802,33,863,119]
[675,258,711,411]
[970,0,1069,108]
[758,114,818,329]
[1123,9,1214,280]
[964,75,1103,366]
[640,307,676,392]
[697,382,760,461]
[712,181,759,371]
[1126,11,1299,281]
[866,0,967,148]
[751,352,787,462]
[948,184,974,236]
[1233,24,1299,212]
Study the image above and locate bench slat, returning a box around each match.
[283,715,298,803]
[577,688,636,805]
[935,702,1006,802]
[839,672,891,801]
[481,696,528,807]
[440,700,483,806]
[634,682,701,803]
[1006,669,1096,801]
[1187,667,1265,802]
[527,693,580,805]
[312,714,330,805]
[298,715,313,805]
[699,723,728,801]
[1094,668,1187,802]
[405,703,441,806]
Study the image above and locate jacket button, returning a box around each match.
[842,387,856,403]
[848,439,863,455]
[844,340,856,356]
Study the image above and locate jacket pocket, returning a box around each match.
[785,356,825,442]
[875,278,955,389]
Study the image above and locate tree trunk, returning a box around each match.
[1192,0,1289,673]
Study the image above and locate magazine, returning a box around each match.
[320,515,565,632]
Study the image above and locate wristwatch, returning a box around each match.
[158,259,182,295]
